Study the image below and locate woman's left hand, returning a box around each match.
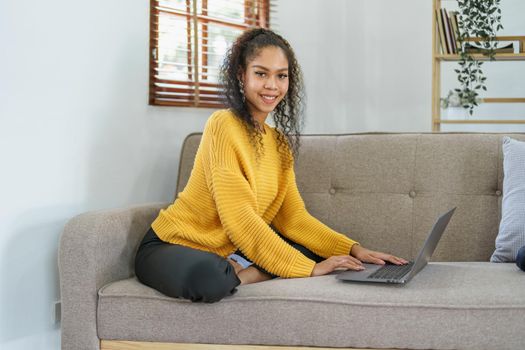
[350,244,409,266]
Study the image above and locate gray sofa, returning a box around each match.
[59,132,525,350]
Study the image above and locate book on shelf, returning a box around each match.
[436,8,460,54]
[436,7,522,56]
[462,41,520,54]
[436,9,448,54]
[440,8,452,54]
[449,11,460,52]
[444,9,457,54]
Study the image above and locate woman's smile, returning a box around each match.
[260,94,279,104]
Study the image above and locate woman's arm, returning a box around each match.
[272,168,408,267]
[271,168,359,258]
[202,115,316,278]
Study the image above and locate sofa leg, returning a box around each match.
[100,340,384,350]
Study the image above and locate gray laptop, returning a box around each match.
[336,207,456,284]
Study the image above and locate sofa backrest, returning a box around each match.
[175,132,525,262]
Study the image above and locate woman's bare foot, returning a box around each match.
[237,266,273,285]
[227,258,273,285]
[227,258,244,275]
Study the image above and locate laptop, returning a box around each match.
[336,207,456,285]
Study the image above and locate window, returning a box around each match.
[149,0,272,108]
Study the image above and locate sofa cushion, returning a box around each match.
[98,262,525,350]
[491,137,525,262]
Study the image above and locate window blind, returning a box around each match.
[149,0,273,108]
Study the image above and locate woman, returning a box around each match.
[135,28,408,303]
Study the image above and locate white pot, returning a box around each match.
[442,107,469,120]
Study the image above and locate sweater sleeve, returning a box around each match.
[271,167,359,258]
[202,115,316,278]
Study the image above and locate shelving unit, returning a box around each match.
[431,0,525,131]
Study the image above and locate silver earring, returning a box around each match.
[239,81,245,102]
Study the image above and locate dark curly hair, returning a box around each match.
[220,28,305,170]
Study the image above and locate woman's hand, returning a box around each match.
[311,255,365,277]
[350,244,409,266]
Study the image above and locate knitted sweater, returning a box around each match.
[151,109,358,278]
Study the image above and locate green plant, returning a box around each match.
[454,0,504,115]
[441,90,481,109]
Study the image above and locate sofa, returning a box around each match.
[59,132,525,350]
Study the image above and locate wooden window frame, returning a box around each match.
[149,0,271,108]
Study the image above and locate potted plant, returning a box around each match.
[454,0,504,116]
[441,90,481,119]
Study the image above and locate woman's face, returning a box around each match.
[240,46,289,123]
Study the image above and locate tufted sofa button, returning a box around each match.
[409,190,416,198]
[496,190,502,196]
[329,188,336,195]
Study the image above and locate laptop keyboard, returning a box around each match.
[367,262,414,280]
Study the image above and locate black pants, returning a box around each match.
[134,225,324,303]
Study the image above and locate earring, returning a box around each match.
[238,80,245,103]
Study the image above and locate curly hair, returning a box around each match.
[219,28,305,170]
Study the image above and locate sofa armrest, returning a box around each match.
[58,202,169,350]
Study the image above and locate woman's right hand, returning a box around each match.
[311,255,365,277]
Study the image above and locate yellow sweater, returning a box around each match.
[152,109,358,278]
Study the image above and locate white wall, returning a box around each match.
[0,1,211,349]
[0,0,523,349]
[275,0,432,133]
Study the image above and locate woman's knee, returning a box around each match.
[136,255,239,302]
[135,242,241,302]
[183,257,241,302]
